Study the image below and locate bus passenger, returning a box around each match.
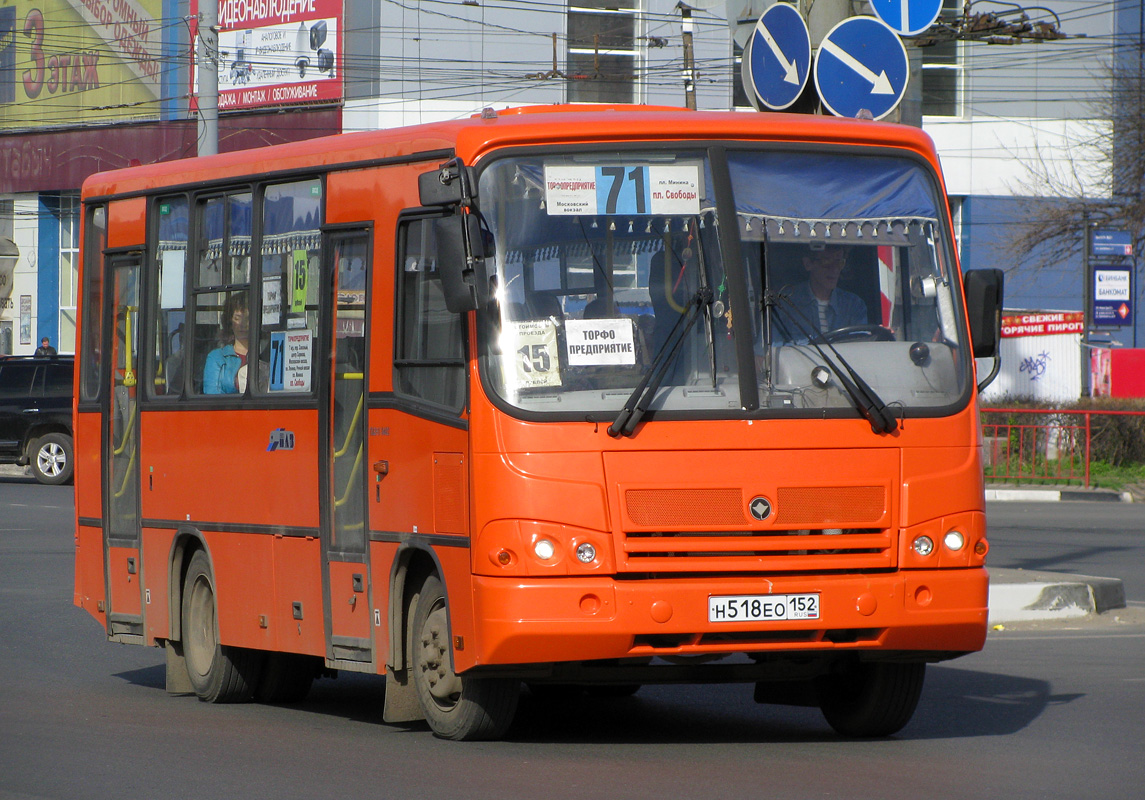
[203,292,251,394]
[776,244,867,338]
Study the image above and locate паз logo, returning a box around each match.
[267,428,295,451]
[749,496,772,521]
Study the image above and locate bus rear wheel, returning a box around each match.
[817,661,925,738]
[410,574,519,740]
[181,550,261,703]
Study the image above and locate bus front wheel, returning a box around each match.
[181,550,262,703]
[410,574,519,740]
[817,661,925,738]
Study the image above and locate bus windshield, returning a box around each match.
[476,147,968,420]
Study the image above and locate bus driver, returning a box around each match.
[773,243,868,340]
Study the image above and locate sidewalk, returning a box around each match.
[986,485,1133,503]
[986,484,1130,621]
[988,567,1126,624]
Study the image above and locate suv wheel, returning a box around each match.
[31,433,73,485]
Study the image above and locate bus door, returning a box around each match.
[372,213,472,657]
[321,230,373,667]
[104,251,144,641]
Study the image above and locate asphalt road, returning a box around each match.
[985,500,1145,603]
[2,481,1143,800]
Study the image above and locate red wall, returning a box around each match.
[1111,350,1145,398]
[0,108,341,194]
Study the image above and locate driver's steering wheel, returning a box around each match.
[822,324,896,343]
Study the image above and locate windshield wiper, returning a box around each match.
[608,288,712,438]
[767,291,898,435]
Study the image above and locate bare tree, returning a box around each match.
[1006,43,1145,273]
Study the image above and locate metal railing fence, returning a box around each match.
[981,407,1145,488]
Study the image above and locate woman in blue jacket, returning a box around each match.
[203,292,251,394]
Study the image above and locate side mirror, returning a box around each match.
[418,159,476,207]
[964,269,1004,359]
[434,212,484,314]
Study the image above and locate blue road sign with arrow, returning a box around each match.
[814,16,909,121]
[869,0,944,37]
[746,3,811,111]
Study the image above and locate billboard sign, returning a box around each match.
[1092,267,1133,327]
[0,0,164,130]
[1092,229,1133,258]
[1001,312,1084,338]
[192,0,343,112]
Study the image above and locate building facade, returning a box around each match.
[3,0,1140,358]
[923,0,1142,351]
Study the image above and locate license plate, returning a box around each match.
[708,593,820,623]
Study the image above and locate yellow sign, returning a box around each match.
[0,0,164,130]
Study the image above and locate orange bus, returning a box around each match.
[73,105,1003,740]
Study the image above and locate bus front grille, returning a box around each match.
[619,528,895,573]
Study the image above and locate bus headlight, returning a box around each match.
[912,535,935,557]
[944,530,965,551]
[533,539,556,561]
[477,520,615,575]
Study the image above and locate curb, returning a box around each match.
[988,568,1126,623]
[986,487,1132,503]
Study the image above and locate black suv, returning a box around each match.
[0,355,75,485]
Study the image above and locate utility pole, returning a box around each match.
[1082,209,1092,396]
[896,43,924,127]
[679,3,697,110]
[197,0,219,157]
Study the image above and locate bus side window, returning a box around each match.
[149,196,189,398]
[394,217,466,411]
[256,179,322,396]
[79,204,107,403]
[191,193,252,396]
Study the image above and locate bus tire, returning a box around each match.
[181,550,261,703]
[817,661,925,738]
[586,684,640,698]
[526,683,583,702]
[31,433,73,485]
[255,653,317,704]
[410,574,519,740]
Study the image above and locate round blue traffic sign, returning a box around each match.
[746,3,811,111]
[869,0,943,37]
[814,16,909,121]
